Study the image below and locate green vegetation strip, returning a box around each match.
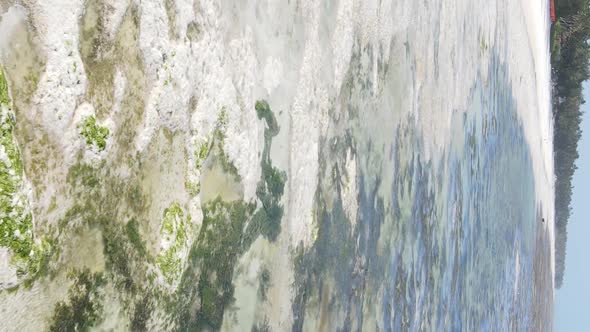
[0,67,48,280]
[157,203,189,284]
[550,1,590,288]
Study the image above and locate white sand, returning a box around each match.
[514,0,555,289]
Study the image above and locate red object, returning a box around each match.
[550,0,556,22]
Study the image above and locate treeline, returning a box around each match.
[551,0,590,288]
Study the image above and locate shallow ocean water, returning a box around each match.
[0,0,553,330]
[289,53,550,332]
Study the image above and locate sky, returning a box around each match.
[555,81,590,331]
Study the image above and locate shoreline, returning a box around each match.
[519,0,556,291]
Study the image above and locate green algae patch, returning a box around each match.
[157,203,190,284]
[0,68,49,281]
[62,161,157,319]
[64,161,149,293]
[99,218,154,296]
[245,100,286,242]
[195,139,210,171]
[80,116,109,151]
[101,223,136,292]
[0,69,9,105]
[126,218,146,256]
[173,108,254,329]
[49,269,106,332]
[185,138,210,197]
[247,162,286,242]
[173,101,287,329]
[196,198,254,328]
[185,179,201,197]
[255,100,279,136]
[67,163,101,189]
[130,293,154,331]
[175,197,256,330]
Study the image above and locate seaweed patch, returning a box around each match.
[80,116,109,151]
[0,67,50,283]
